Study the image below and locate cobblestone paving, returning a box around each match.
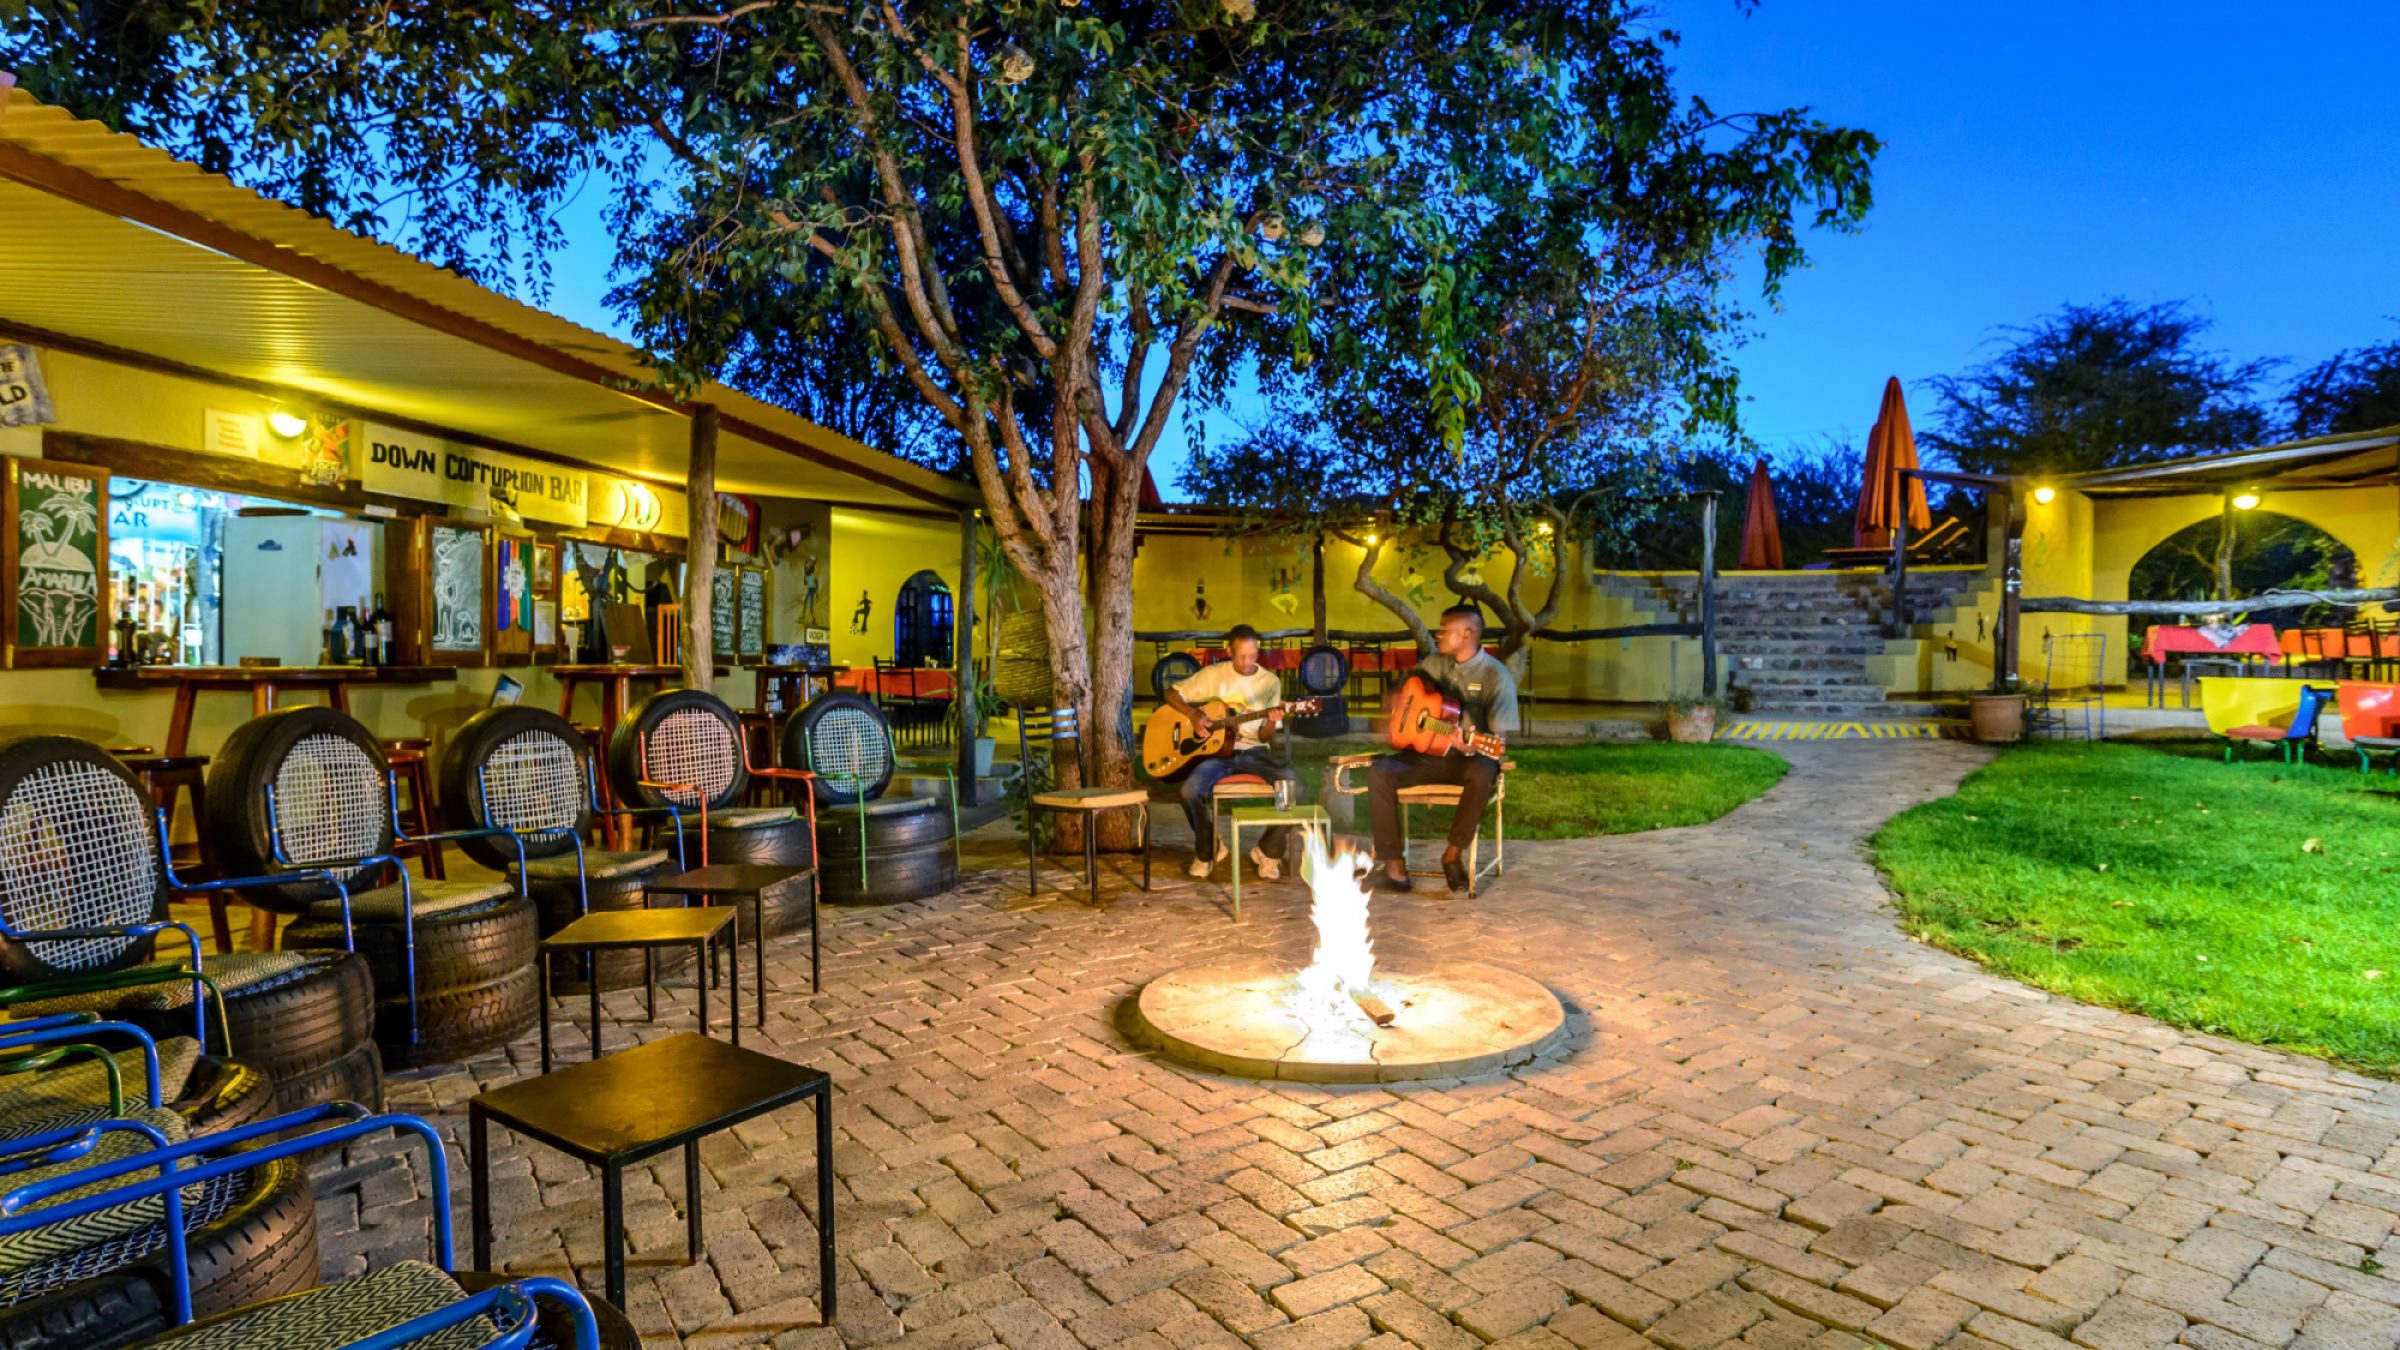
[323,741,2400,1349]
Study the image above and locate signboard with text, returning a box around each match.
[355,422,589,527]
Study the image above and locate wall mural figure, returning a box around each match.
[850,589,873,634]
[1191,578,1212,623]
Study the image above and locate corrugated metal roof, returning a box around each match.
[2060,427,2400,496]
[0,81,970,509]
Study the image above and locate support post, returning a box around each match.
[1311,533,1328,645]
[955,509,979,808]
[1997,486,2025,688]
[1699,492,1719,698]
[681,403,718,692]
[1890,473,1911,638]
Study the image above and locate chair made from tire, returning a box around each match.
[0,1104,630,1349]
[605,689,818,939]
[0,736,382,1116]
[439,705,689,994]
[203,707,543,1070]
[0,1016,307,1349]
[1150,651,1203,703]
[1291,645,1352,738]
[779,693,957,905]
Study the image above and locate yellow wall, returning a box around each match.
[1127,530,1717,703]
[828,508,961,669]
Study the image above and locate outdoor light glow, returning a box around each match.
[267,410,309,439]
[2032,485,2056,505]
[2233,492,2261,511]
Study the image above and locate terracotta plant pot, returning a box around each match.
[1969,693,2025,744]
[1665,705,1717,743]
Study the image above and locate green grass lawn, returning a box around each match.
[1287,740,1788,840]
[1875,742,2400,1075]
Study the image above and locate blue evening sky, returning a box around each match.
[533,2,2400,494]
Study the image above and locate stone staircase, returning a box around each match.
[1602,570,1986,718]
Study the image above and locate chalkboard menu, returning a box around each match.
[712,567,737,657]
[429,523,487,659]
[738,568,767,659]
[4,459,107,668]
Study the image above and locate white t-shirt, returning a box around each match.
[1174,661,1285,749]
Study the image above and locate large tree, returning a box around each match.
[1921,299,2275,475]
[2288,332,2400,439]
[3,0,1867,806]
[1182,56,1878,665]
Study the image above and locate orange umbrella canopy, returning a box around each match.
[1854,376,1933,549]
[1738,459,1784,570]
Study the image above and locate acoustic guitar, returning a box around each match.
[1387,676,1508,759]
[1142,698,1321,783]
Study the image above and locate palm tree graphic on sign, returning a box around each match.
[18,476,99,648]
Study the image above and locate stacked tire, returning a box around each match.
[208,708,539,1072]
[780,694,956,905]
[1292,644,1351,737]
[0,736,381,1115]
[605,690,813,938]
[442,706,682,994]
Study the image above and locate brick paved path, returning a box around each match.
[328,741,2400,1349]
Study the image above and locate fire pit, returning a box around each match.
[1131,836,1565,1083]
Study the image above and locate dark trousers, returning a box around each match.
[1180,747,1300,856]
[1368,751,1500,861]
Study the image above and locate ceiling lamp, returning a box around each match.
[2031,485,2056,505]
[267,410,309,439]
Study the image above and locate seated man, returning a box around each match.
[1164,624,1303,880]
[1370,604,1517,893]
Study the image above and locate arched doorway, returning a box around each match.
[2126,510,2356,639]
[894,570,953,665]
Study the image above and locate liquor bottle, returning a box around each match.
[325,609,346,665]
[369,592,394,666]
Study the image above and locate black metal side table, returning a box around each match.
[647,863,820,1014]
[469,1032,835,1316]
[539,907,738,1072]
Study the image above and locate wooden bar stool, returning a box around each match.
[381,737,446,880]
[110,746,232,953]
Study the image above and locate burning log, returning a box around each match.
[1348,990,1396,1027]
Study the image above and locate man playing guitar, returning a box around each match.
[1163,624,1303,880]
[1371,604,1518,893]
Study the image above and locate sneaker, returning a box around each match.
[1188,843,1227,879]
[1249,845,1281,881]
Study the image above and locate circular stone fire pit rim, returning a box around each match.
[1130,957,1568,1084]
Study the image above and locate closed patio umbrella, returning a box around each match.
[1854,376,1933,550]
[1738,459,1784,570]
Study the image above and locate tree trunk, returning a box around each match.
[1312,534,1328,644]
[1352,534,1435,654]
[680,403,718,692]
[2214,497,2236,602]
[1085,456,1144,850]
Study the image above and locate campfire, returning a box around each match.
[1130,830,1567,1083]
[1289,832,1397,1032]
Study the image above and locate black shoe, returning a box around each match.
[1371,868,1414,894]
[1442,857,1471,894]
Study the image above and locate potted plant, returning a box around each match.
[1664,692,1720,743]
[1969,675,2027,743]
[943,670,1007,778]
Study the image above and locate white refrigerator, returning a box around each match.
[221,514,380,666]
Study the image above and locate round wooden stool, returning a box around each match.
[381,737,446,880]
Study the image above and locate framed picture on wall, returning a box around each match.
[424,520,491,666]
[491,532,535,662]
[532,540,558,594]
[2,458,108,669]
[738,566,768,661]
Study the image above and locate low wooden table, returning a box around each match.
[648,863,819,1012]
[537,907,738,1072]
[468,1032,834,1315]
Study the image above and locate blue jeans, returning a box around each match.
[1180,748,1300,857]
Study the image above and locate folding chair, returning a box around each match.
[1015,706,1150,906]
[2030,632,2107,741]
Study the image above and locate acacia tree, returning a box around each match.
[1186,92,1878,667]
[5,1,1869,803]
[2288,332,2400,438]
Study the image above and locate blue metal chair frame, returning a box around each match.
[2223,684,2333,764]
[259,777,529,1047]
[0,1103,599,1347]
[0,1014,165,1112]
[469,745,687,925]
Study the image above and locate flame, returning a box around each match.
[1291,830,1376,1028]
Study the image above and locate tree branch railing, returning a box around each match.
[2020,588,2400,617]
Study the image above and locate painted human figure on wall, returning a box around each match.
[850,589,873,634]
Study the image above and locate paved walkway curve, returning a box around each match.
[375,740,2400,1350]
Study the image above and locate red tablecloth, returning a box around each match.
[2140,625,2285,666]
[836,667,955,699]
[2279,628,2400,659]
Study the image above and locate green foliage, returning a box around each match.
[2125,510,2356,631]
[1289,740,1786,839]
[1875,742,2400,1075]
[1921,299,2276,476]
[2288,330,2400,439]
